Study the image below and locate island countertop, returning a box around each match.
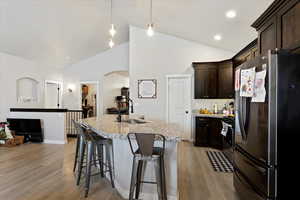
[82,114,184,141]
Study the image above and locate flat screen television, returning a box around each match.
[7,118,42,133]
[6,118,43,142]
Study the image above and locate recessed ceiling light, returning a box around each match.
[214,34,222,41]
[226,10,237,18]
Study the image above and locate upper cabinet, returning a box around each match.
[252,0,300,55]
[218,60,234,98]
[193,63,218,99]
[232,39,258,68]
[193,60,233,99]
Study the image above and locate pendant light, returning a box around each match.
[108,0,116,48]
[147,0,154,37]
[109,0,116,37]
[109,38,114,48]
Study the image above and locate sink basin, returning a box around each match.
[122,119,148,124]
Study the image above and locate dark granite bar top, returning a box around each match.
[10,108,68,113]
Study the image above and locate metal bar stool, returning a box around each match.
[72,120,93,172]
[73,121,115,198]
[127,133,167,200]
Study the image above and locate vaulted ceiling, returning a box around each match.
[0,0,273,67]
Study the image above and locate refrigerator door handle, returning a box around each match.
[243,97,251,131]
[238,96,247,140]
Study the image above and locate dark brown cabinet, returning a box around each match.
[252,0,300,55]
[232,39,258,68]
[193,63,217,98]
[195,117,210,147]
[278,1,300,52]
[193,60,233,99]
[218,61,233,98]
[258,17,277,56]
[195,117,223,150]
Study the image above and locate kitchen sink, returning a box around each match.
[121,119,148,124]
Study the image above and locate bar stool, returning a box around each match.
[127,133,167,200]
[72,120,82,172]
[72,120,93,172]
[73,121,115,198]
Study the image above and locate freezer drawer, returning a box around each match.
[234,149,270,196]
[234,170,265,200]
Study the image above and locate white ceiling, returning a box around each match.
[0,0,273,67]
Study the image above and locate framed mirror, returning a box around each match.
[138,79,157,99]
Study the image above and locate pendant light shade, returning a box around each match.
[108,0,116,48]
[109,24,116,37]
[109,38,114,48]
[147,23,154,37]
[147,0,154,37]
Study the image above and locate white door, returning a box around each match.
[45,82,60,108]
[167,75,192,140]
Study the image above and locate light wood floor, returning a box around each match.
[178,142,239,200]
[0,140,238,200]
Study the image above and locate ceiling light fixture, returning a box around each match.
[109,0,116,37]
[147,0,154,37]
[214,34,222,41]
[108,0,116,48]
[226,10,237,19]
[109,38,114,48]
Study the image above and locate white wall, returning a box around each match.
[129,26,235,120]
[0,52,62,121]
[103,71,129,112]
[62,42,129,115]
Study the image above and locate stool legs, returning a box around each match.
[135,160,144,199]
[96,144,104,177]
[160,156,167,200]
[76,136,86,186]
[75,136,115,198]
[73,134,81,172]
[105,144,115,188]
[155,159,163,200]
[129,158,167,200]
[84,142,94,198]
[129,157,138,200]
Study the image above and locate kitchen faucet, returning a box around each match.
[128,98,134,114]
[117,97,134,122]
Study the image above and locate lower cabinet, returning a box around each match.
[194,117,223,150]
[195,117,210,147]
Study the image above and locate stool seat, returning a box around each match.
[135,147,164,157]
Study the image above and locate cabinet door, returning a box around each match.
[218,61,233,98]
[258,16,277,56]
[277,1,300,51]
[209,119,223,150]
[194,64,217,98]
[195,117,210,147]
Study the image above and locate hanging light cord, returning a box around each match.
[110,0,113,25]
[150,0,153,24]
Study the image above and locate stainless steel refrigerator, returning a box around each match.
[234,50,300,200]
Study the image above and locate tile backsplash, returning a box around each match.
[192,99,234,112]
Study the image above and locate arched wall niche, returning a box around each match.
[16,77,39,103]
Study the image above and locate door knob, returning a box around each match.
[185,111,189,114]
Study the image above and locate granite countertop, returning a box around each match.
[81,115,184,141]
[192,113,226,118]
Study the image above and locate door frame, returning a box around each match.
[166,74,192,140]
[44,80,63,108]
[79,81,100,117]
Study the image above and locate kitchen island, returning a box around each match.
[82,115,184,200]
